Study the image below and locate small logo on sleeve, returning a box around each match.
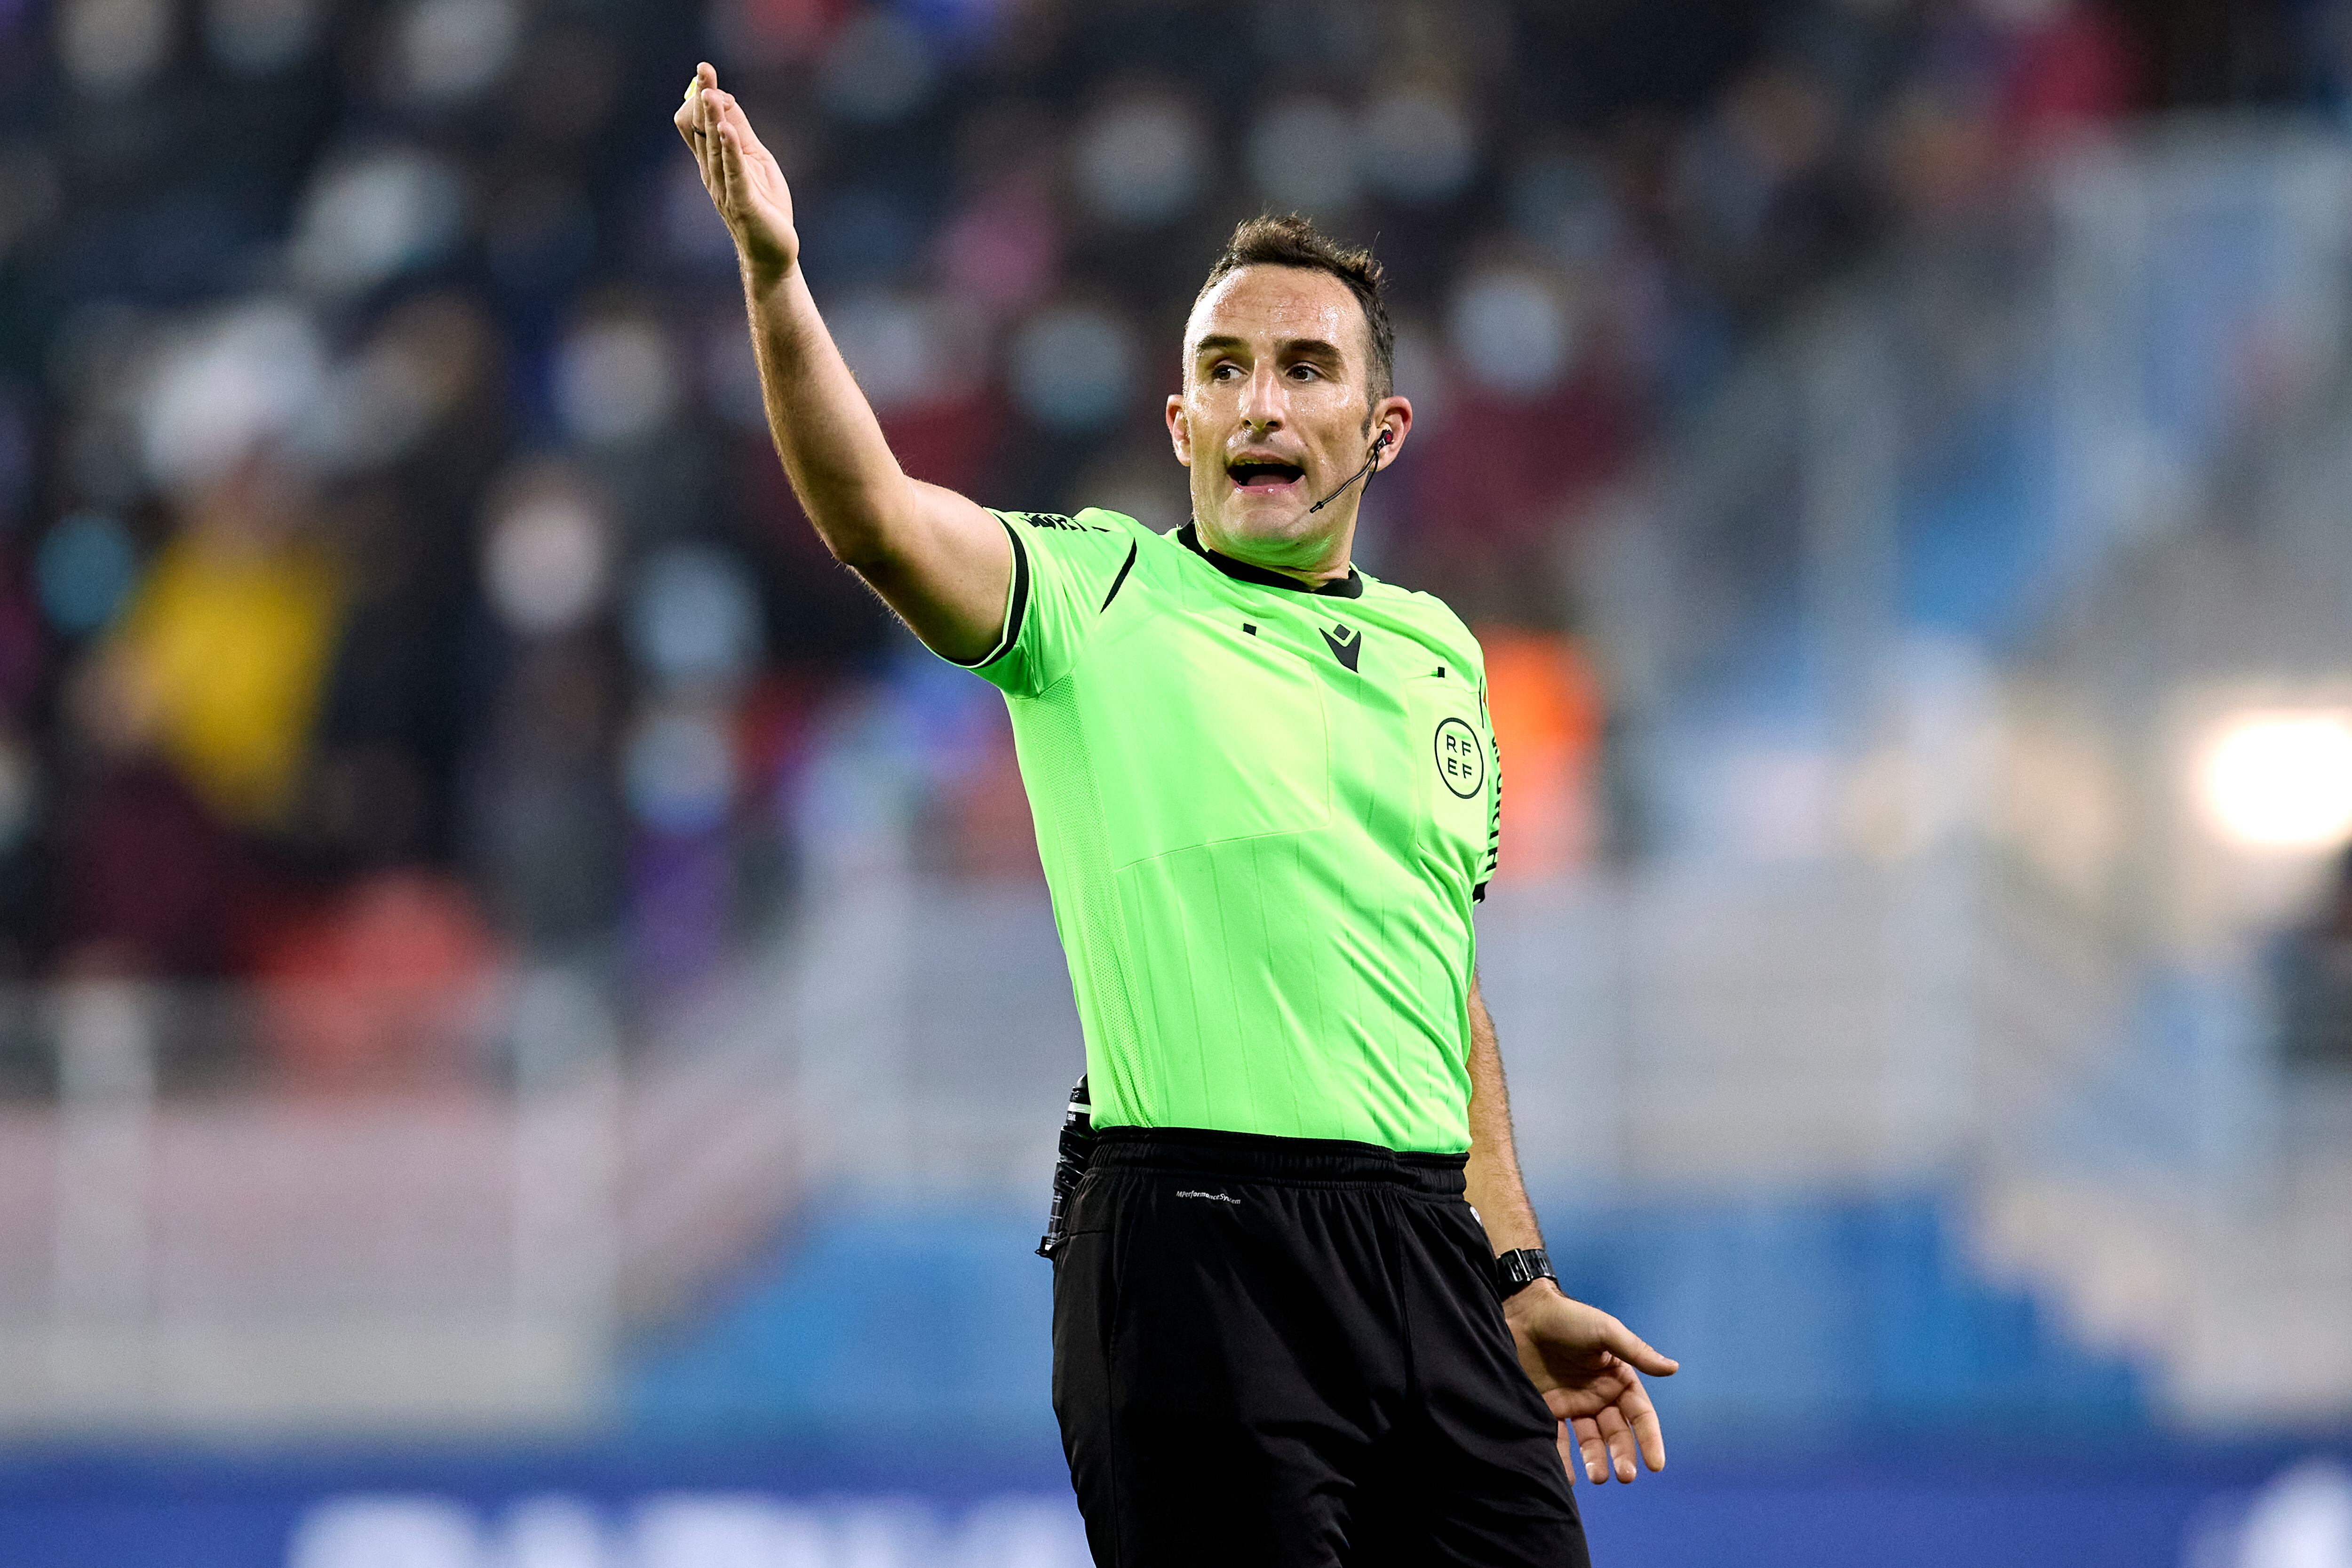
[1434,717,1486,799]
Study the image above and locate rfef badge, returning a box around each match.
[1433,716,1485,800]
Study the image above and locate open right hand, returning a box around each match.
[1503,1282,1678,1486]
[674,62,799,293]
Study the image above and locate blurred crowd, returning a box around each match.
[0,0,2333,1081]
[2276,846,2352,1070]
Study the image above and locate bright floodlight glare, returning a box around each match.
[2199,712,2352,850]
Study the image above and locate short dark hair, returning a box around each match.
[1196,213,1394,410]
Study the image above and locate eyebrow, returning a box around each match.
[1192,334,1348,362]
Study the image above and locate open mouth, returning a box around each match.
[1228,459,1305,494]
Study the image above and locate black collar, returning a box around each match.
[1177,523,1364,599]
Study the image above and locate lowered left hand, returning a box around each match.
[1504,1282,1679,1485]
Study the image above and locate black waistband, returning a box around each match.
[1091,1126,1468,1195]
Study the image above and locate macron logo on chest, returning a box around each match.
[1231,613,1365,672]
[1319,622,1361,671]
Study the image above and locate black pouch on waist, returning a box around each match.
[1037,1075,1094,1258]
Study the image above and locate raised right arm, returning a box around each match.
[675,64,1010,665]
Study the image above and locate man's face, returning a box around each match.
[1166,265,1406,573]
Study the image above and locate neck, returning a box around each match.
[1195,513,1354,587]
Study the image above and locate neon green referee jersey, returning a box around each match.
[948,507,1502,1154]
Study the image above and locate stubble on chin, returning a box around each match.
[1201,504,1341,574]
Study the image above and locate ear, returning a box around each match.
[1166,394,1192,468]
[1369,395,1414,470]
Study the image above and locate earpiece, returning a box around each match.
[1308,429,1394,514]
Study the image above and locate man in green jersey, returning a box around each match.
[679,64,1676,1565]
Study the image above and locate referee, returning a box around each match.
[680,66,1676,1566]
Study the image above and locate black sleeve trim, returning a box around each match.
[1005,517,1033,650]
[1098,540,1139,612]
[1481,728,1502,883]
[946,512,1030,668]
[946,515,1032,669]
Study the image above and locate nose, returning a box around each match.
[1239,363,1285,433]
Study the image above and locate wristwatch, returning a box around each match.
[1494,1247,1556,1299]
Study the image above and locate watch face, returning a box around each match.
[1496,1249,1552,1295]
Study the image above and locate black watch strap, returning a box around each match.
[1494,1247,1556,1298]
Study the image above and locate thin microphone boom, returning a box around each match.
[1306,429,1392,514]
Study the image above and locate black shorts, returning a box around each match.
[1051,1127,1589,1568]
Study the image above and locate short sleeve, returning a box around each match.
[945,509,1144,698]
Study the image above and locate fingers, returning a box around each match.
[685,77,718,184]
[1604,1319,1679,1378]
[703,93,735,204]
[720,118,759,214]
[705,87,770,177]
[1572,1415,1607,1485]
[691,82,751,195]
[712,119,739,214]
[1555,1422,1581,1487]
[1620,1373,1669,1474]
[1631,1409,1667,1474]
[674,62,715,148]
[700,73,750,138]
[1596,1402,1639,1483]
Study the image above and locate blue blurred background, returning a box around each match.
[3,0,2352,1562]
